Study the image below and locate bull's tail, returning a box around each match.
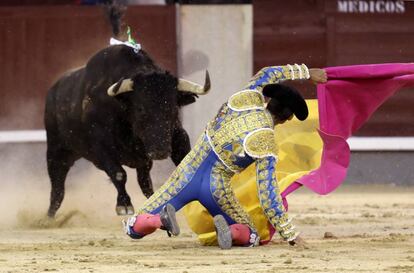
[103,0,126,38]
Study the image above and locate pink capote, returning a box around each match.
[266,64,414,244]
[293,63,414,195]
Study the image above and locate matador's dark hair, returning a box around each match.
[263,84,309,121]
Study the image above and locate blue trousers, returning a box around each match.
[136,133,255,228]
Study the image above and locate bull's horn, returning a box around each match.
[178,70,211,95]
[107,78,134,96]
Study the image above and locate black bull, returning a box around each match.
[44,45,210,217]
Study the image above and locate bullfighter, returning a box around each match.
[122,64,327,249]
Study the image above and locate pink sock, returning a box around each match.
[230,224,251,245]
[133,213,162,235]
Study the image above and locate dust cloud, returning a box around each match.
[0,142,176,230]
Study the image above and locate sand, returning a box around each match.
[0,179,413,273]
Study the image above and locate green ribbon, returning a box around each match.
[127,26,137,45]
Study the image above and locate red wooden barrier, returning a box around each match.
[0,5,176,130]
[254,0,414,136]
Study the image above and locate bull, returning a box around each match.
[45,44,210,217]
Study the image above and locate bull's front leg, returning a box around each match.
[170,122,191,166]
[136,157,154,198]
[111,167,134,215]
[92,146,134,215]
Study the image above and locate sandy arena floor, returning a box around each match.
[0,179,413,273]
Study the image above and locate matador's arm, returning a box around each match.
[244,128,298,242]
[245,64,310,93]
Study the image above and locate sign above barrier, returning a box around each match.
[337,0,406,14]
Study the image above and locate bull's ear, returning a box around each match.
[107,78,134,96]
[177,91,198,107]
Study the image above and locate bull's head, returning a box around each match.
[107,71,210,160]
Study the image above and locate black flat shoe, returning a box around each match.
[160,204,180,237]
[214,214,232,249]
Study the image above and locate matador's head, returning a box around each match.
[263,83,309,124]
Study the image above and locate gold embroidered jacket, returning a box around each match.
[206,64,309,241]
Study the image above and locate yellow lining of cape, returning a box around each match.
[183,100,323,245]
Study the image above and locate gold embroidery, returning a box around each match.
[244,129,278,158]
[244,65,309,92]
[256,157,296,241]
[228,90,265,111]
[210,162,257,231]
[232,142,244,156]
[283,64,309,80]
[207,106,274,171]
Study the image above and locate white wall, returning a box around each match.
[177,4,253,142]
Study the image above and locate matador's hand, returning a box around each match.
[309,68,327,84]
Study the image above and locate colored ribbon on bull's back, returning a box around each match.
[183,63,414,245]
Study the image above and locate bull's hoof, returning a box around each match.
[116,205,135,215]
[143,190,154,199]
